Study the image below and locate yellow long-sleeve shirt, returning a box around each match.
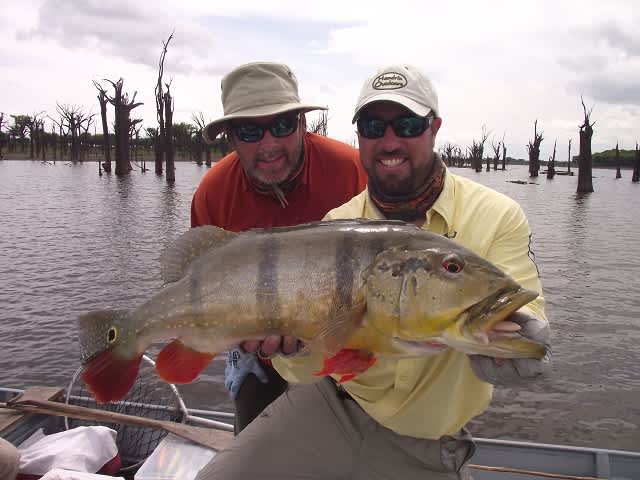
[273,169,546,439]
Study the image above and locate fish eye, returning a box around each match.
[107,327,117,344]
[442,255,464,274]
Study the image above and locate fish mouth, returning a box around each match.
[463,286,539,331]
[387,286,539,352]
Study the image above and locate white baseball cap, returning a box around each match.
[352,64,439,122]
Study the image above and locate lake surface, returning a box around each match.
[1,159,638,451]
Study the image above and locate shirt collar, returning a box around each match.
[363,166,455,234]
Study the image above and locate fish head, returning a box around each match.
[78,309,134,364]
[364,245,543,358]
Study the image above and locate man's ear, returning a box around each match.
[431,117,443,137]
[300,113,307,132]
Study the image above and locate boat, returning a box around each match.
[2,386,639,480]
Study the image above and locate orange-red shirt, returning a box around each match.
[190,133,367,231]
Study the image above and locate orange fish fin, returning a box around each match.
[82,349,143,404]
[336,373,356,383]
[313,348,376,382]
[156,340,215,384]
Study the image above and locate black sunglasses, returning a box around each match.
[356,115,433,139]
[232,113,300,143]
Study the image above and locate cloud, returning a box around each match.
[16,0,217,74]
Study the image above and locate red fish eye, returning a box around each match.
[443,260,463,274]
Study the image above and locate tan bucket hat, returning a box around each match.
[203,62,327,143]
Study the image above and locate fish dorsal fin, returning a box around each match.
[161,226,237,284]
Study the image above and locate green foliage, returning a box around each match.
[593,148,636,167]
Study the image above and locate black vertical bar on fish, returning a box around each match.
[334,232,355,313]
[235,236,287,434]
[256,237,281,327]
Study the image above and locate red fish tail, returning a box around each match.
[81,349,143,404]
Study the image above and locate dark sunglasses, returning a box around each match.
[356,115,433,139]
[232,113,299,143]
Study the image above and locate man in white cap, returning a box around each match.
[191,61,367,433]
[195,64,551,480]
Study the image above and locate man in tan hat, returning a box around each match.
[195,64,551,480]
[191,61,367,433]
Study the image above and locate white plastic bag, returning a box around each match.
[18,426,119,476]
[39,468,125,480]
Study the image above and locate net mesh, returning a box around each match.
[65,355,185,472]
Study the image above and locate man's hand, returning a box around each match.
[241,335,305,359]
[224,347,269,399]
[469,310,552,386]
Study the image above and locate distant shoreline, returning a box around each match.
[0,151,223,164]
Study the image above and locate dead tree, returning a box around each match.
[0,113,6,159]
[577,96,595,193]
[490,138,501,171]
[501,139,507,170]
[470,125,490,172]
[442,143,456,167]
[547,139,556,179]
[93,81,112,173]
[632,142,639,183]
[192,112,210,166]
[615,142,622,179]
[309,110,328,136]
[105,78,143,175]
[527,120,543,177]
[164,85,175,182]
[155,32,175,181]
[56,105,93,162]
[129,121,144,171]
[567,139,572,174]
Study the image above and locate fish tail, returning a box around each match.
[79,309,142,404]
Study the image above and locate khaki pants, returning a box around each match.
[195,378,475,480]
[0,438,19,480]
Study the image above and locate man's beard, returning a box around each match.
[366,159,431,200]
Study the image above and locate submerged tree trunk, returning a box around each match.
[94,81,112,173]
[615,143,622,179]
[632,142,639,183]
[577,96,594,193]
[105,78,143,176]
[547,139,556,179]
[164,87,175,183]
[527,120,543,178]
[155,32,174,178]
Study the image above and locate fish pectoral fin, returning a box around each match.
[156,340,215,383]
[313,348,376,383]
[160,225,237,284]
[308,299,367,353]
[82,349,143,404]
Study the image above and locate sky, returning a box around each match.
[1,0,639,160]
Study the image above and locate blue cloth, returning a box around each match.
[224,347,269,399]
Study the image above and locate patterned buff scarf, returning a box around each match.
[247,146,305,208]
[369,154,446,222]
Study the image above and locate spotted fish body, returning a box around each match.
[78,219,544,403]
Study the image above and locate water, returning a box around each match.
[1,160,639,451]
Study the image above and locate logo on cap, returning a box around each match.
[372,72,407,90]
